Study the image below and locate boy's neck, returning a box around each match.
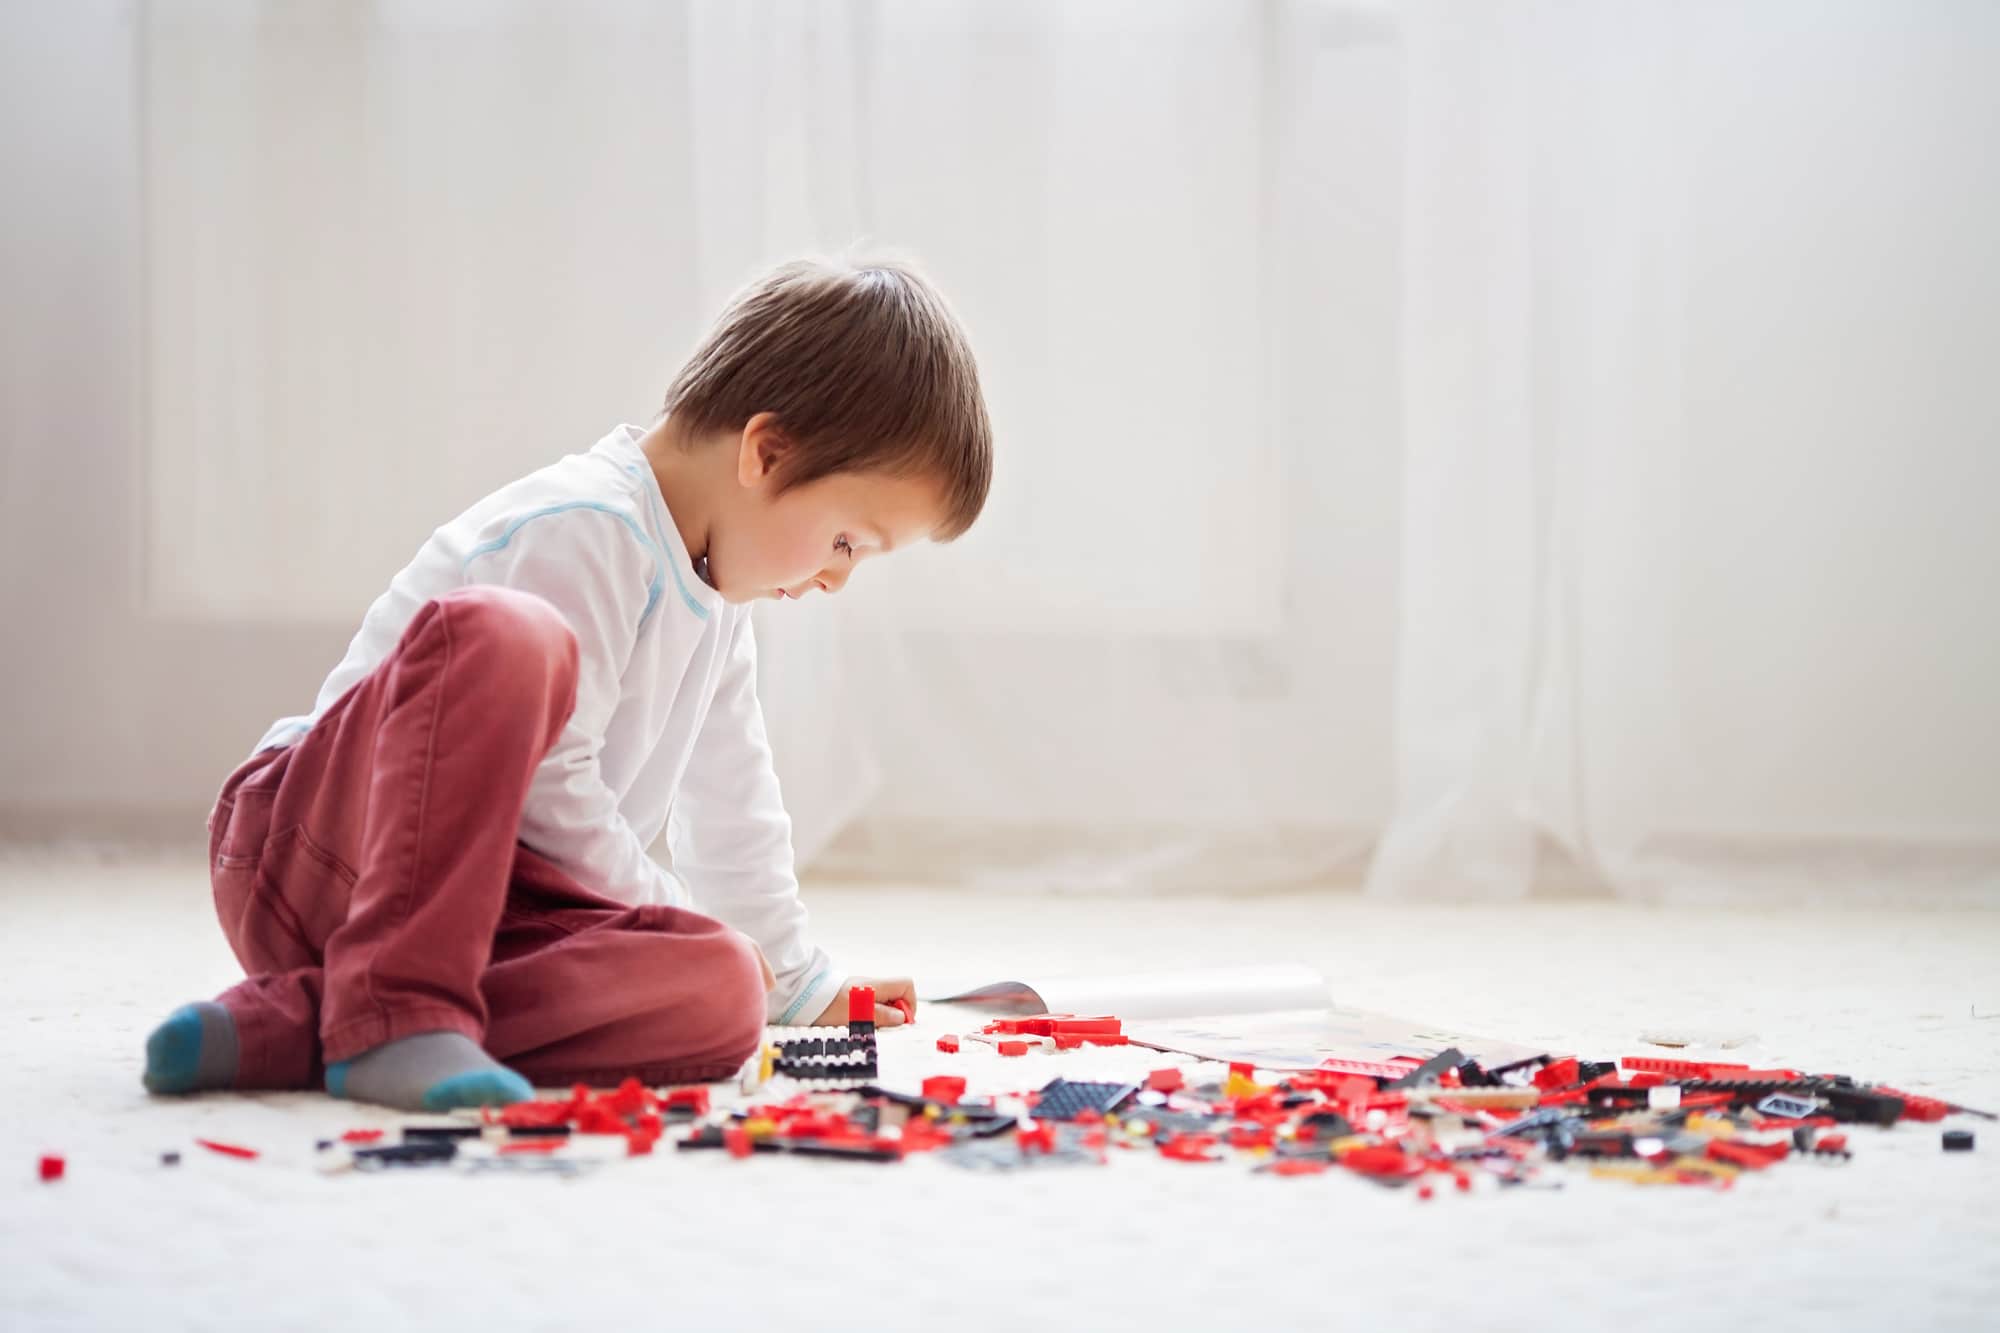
[638,417,718,568]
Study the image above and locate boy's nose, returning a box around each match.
[818,567,850,596]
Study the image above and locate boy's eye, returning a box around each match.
[835,536,854,558]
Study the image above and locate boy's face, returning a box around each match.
[705,421,948,605]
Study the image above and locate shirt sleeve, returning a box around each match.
[668,611,843,1026]
[461,505,688,909]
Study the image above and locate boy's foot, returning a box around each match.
[142,1002,240,1094]
[325,1032,533,1111]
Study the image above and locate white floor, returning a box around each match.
[2,854,1997,1332]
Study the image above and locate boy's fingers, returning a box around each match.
[875,1004,906,1027]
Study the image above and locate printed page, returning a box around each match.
[924,962,1329,1020]
[1126,1006,1553,1071]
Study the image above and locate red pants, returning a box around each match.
[206,586,766,1089]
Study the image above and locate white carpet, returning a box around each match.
[2,854,1996,1332]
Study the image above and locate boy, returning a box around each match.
[141,257,992,1111]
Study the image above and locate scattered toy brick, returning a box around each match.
[848,985,876,1039]
[936,1035,960,1054]
[38,1155,64,1182]
[195,1139,259,1160]
[1263,1158,1328,1177]
[1158,1133,1221,1163]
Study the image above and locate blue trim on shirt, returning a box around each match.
[777,965,833,1025]
[461,501,666,628]
[631,470,710,621]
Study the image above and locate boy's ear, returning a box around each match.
[737,412,791,488]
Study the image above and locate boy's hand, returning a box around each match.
[807,977,916,1028]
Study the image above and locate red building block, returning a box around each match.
[195,1139,260,1160]
[848,985,876,1025]
[921,1076,967,1104]
[898,1117,954,1153]
[1539,1074,1621,1107]
[723,1126,753,1159]
[997,1040,1030,1057]
[663,1087,712,1116]
[605,1078,653,1116]
[1158,1133,1221,1163]
[1227,1125,1276,1152]
[492,1095,582,1129]
[1707,1138,1790,1170]
[1314,1057,1419,1081]
[1268,1158,1328,1177]
[889,996,915,1025]
[1049,1017,1122,1035]
[936,1034,960,1054]
[575,1105,626,1135]
[499,1139,563,1156]
[1532,1058,1581,1091]
[38,1154,64,1182]
[1621,1056,1750,1079]
[1338,1144,1423,1178]
[1145,1068,1185,1093]
[1017,1121,1055,1154]
[1052,1032,1132,1050]
[983,1016,1060,1037]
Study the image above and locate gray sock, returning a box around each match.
[143,1002,240,1094]
[324,1031,533,1112]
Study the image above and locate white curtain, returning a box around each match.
[134,0,2000,900]
[1375,0,2000,903]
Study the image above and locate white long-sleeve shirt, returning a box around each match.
[254,424,841,1026]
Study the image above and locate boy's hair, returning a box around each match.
[663,256,993,540]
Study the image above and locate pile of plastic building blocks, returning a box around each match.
[70,991,1980,1188]
[330,1002,1985,1189]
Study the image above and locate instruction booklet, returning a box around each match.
[925,963,1549,1071]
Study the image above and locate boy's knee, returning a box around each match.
[430,587,579,733]
[437,586,575,662]
[698,927,768,1068]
